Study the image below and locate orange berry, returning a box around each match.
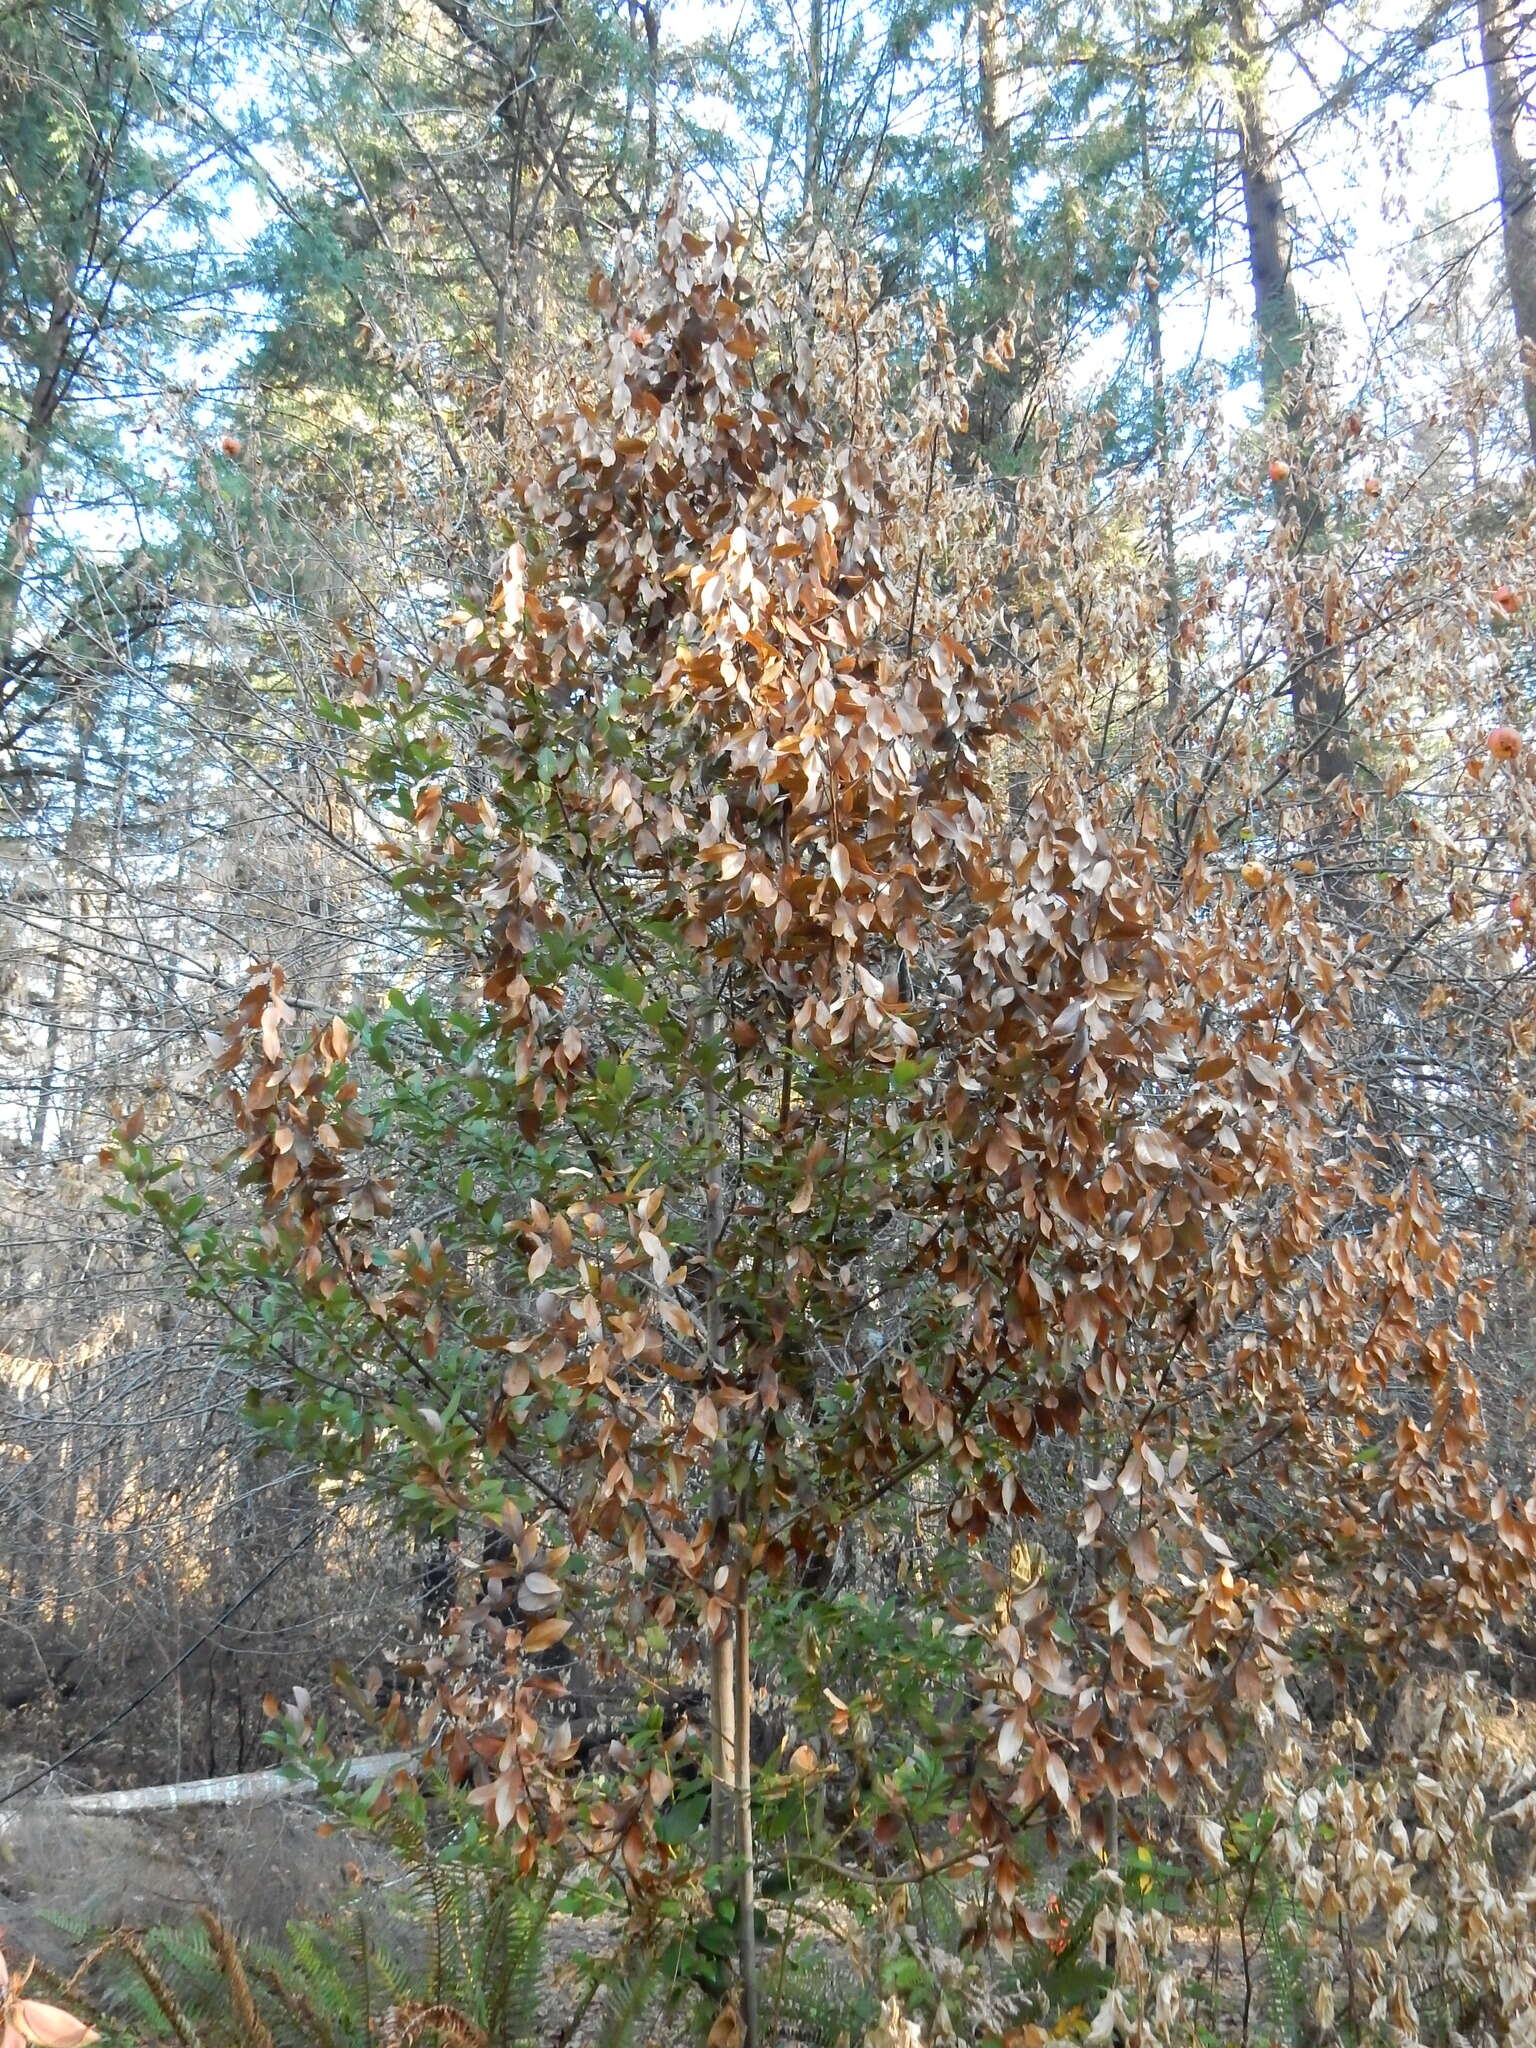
[1268,458,1291,484]
[1240,859,1268,887]
[1490,725,1524,762]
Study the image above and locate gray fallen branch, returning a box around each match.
[0,1752,413,1828]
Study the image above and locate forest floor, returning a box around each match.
[0,1757,848,2045]
[8,1678,1536,2045]
[0,1763,405,1970]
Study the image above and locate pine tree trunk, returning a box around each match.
[641,0,659,210]
[1476,0,1536,463]
[0,78,115,685]
[977,0,1012,292]
[1136,52,1182,717]
[805,0,824,219]
[1229,0,1305,413]
[0,285,72,677]
[1228,0,1351,794]
[963,0,1032,463]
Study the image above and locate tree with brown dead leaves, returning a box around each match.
[113,207,1536,2047]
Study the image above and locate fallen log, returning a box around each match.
[0,1751,412,1829]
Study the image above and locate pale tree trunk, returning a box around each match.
[50,1403,80,1631]
[700,970,757,2044]
[706,1602,759,2048]
[1228,0,1352,792]
[29,909,73,1167]
[734,1601,758,2048]
[709,1616,736,1872]
[703,983,737,1882]
[1145,263,1181,714]
[1476,0,1536,463]
[1135,46,1182,716]
[66,685,135,1155]
[804,0,824,220]
[29,744,91,1172]
[0,1749,413,1827]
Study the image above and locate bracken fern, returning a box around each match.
[38,1805,562,2048]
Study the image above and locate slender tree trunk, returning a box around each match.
[1146,273,1184,716]
[29,748,90,1171]
[1136,56,1182,716]
[51,1401,80,1632]
[804,0,824,219]
[641,0,660,210]
[961,0,1032,465]
[697,951,755,2039]
[1229,0,1305,414]
[1476,0,1536,463]
[734,1599,758,2048]
[67,681,133,1153]
[69,937,105,1155]
[492,192,514,476]
[709,1616,736,1871]
[29,912,72,1168]
[159,794,192,1093]
[1228,0,1351,792]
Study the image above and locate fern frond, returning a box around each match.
[37,1791,563,2048]
[200,1911,277,2048]
[1257,1880,1307,2048]
[483,1870,558,2048]
[767,1952,872,2048]
[105,1928,205,2046]
[584,1946,659,2048]
[391,2002,489,2048]
[248,1959,340,2048]
[1001,1863,1113,2020]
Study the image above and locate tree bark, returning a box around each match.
[960,0,1034,465]
[1136,43,1182,717]
[804,0,824,219]
[1229,0,1305,415]
[641,0,660,210]
[0,285,74,682]
[977,0,1013,293]
[28,743,89,1172]
[1228,0,1352,792]
[1476,0,1536,463]
[734,1599,758,2048]
[709,1615,736,1872]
